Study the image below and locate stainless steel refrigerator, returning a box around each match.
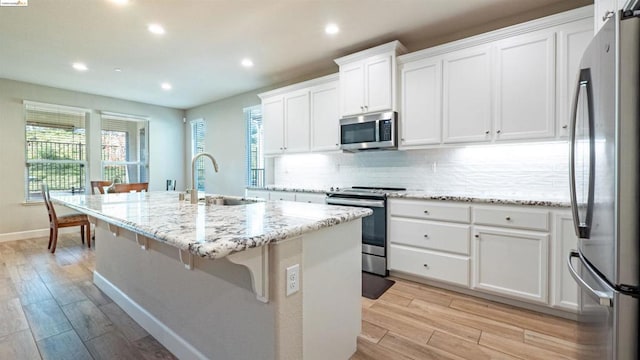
[567,6,640,360]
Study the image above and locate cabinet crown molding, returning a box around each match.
[334,40,408,66]
[398,5,593,64]
[258,73,338,100]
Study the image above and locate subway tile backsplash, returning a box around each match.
[273,142,570,201]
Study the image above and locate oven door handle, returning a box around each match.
[325,198,385,208]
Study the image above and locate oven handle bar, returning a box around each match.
[325,198,385,208]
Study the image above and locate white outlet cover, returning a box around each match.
[286,264,300,296]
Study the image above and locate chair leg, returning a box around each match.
[51,227,59,254]
[47,228,53,249]
[80,226,85,245]
[87,224,91,249]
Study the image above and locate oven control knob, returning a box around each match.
[330,187,334,191]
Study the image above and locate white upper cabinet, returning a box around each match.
[310,81,340,152]
[259,74,339,156]
[400,57,442,147]
[493,30,556,141]
[594,0,626,33]
[557,18,593,138]
[442,45,492,144]
[284,90,310,153]
[262,96,285,155]
[335,41,406,117]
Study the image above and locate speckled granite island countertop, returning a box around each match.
[52,191,372,259]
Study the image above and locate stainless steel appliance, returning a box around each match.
[326,186,405,276]
[567,7,640,359]
[339,111,397,152]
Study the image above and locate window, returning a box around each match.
[245,106,264,187]
[191,119,206,191]
[25,101,89,201]
[101,112,149,184]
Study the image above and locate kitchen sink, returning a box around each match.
[219,197,259,206]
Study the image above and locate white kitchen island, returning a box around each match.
[52,192,371,360]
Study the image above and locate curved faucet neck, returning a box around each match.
[190,152,219,204]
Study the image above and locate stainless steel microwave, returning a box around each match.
[339,111,397,152]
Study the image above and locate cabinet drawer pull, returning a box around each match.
[423,234,429,238]
[562,124,569,129]
[496,130,502,134]
[423,264,429,269]
[474,234,479,238]
[505,216,511,221]
[485,130,490,135]
[423,210,429,214]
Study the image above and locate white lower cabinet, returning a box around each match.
[295,192,327,204]
[552,212,579,311]
[269,191,297,202]
[472,226,549,304]
[245,189,327,204]
[245,189,270,200]
[388,198,578,313]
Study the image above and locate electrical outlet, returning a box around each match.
[286,264,299,296]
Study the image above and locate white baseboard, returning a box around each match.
[93,272,208,360]
[0,227,78,243]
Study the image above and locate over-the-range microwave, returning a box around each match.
[339,111,398,152]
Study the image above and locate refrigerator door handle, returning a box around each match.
[568,68,596,239]
[567,250,614,307]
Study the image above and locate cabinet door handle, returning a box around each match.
[505,216,511,221]
[474,234,479,238]
[485,130,490,135]
[423,234,429,238]
[496,130,502,134]
[279,147,283,150]
[423,264,429,269]
[562,124,569,129]
[423,210,429,214]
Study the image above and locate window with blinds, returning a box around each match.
[101,112,149,184]
[245,106,264,187]
[191,119,206,191]
[24,101,89,201]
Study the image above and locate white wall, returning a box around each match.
[0,78,185,235]
[273,143,570,201]
[185,90,262,197]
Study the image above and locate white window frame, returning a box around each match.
[191,118,206,191]
[100,111,149,184]
[244,105,264,187]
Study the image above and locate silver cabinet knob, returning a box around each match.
[496,130,502,134]
[423,264,429,269]
[485,130,490,135]
[423,210,429,214]
[562,125,568,129]
[423,234,429,238]
[401,138,405,142]
[474,234,479,238]
[505,216,511,221]
[279,147,283,150]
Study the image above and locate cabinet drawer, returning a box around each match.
[474,207,549,231]
[389,244,470,287]
[390,218,470,255]
[389,199,470,223]
[295,193,327,204]
[270,191,296,201]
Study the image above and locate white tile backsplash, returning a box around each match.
[273,142,570,201]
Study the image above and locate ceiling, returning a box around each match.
[0,0,590,110]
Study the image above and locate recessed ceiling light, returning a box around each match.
[72,62,88,71]
[325,23,340,35]
[148,24,165,35]
[241,58,254,68]
[161,82,172,90]
[110,0,129,5]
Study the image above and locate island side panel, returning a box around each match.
[302,219,362,360]
[92,221,277,360]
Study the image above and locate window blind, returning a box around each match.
[244,106,263,187]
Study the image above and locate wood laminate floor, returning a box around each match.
[0,234,581,359]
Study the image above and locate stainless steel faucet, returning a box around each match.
[190,152,219,204]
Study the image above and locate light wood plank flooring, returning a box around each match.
[351,277,582,360]
[0,234,581,359]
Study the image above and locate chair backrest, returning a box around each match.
[166,180,176,191]
[112,182,149,193]
[41,183,57,224]
[90,180,113,195]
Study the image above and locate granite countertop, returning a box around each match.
[52,192,372,259]
[247,186,570,207]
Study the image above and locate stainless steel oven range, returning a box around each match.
[325,186,405,276]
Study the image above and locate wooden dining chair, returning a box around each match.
[41,184,91,253]
[90,180,113,194]
[112,182,149,193]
